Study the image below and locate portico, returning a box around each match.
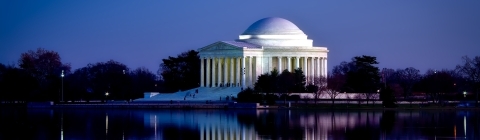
[199,17,329,88]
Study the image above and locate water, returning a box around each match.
[1,108,479,140]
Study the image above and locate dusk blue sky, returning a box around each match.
[1,1,479,74]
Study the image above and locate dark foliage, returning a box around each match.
[0,64,37,102]
[380,86,397,108]
[254,68,306,94]
[346,55,381,93]
[236,87,262,103]
[264,93,278,105]
[254,69,279,94]
[292,68,306,92]
[340,55,381,105]
[17,48,71,101]
[159,50,200,92]
[306,84,318,94]
[130,67,158,99]
[65,60,158,101]
[417,69,457,103]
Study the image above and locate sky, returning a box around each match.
[1,0,479,74]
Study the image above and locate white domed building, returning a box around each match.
[198,17,329,88]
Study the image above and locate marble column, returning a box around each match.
[303,57,307,84]
[253,56,258,84]
[310,57,314,83]
[242,57,246,88]
[236,57,240,87]
[230,58,234,85]
[250,56,254,87]
[245,56,249,87]
[287,57,291,72]
[295,57,300,69]
[206,57,210,87]
[201,57,204,87]
[318,57,326,78]
[224,57,228,86]
[269,56,273,72]
[212,58,216,87]
[218,58,222,87]
[278,57,282,71]
[316,57,322,77]
[324,58,328,77]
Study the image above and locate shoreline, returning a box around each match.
[2,101,479,110]
[0,103,477,110]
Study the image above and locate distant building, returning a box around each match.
[198,17,329,88]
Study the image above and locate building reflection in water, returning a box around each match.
[105,113,108,138]
[61,112,63,140]
[5,109,480,139]
[141,110,421,139]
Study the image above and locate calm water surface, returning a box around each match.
[1,108,480,140]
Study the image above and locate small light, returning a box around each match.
[105,92,109,96]
[61,70,64,77]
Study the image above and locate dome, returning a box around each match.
[242,17,305,35]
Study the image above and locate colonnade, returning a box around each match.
[200,56,327,88]
[200,56,256,88]
[270,56,327,83]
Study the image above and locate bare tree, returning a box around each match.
[324,73,344,106]
[419,69,456,104]
[18,48,71,101]
[310,76,327,104]
[396,67,421,106]
[456,56,480,106]
[398,67,421,97]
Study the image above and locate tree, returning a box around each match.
[397,67,421,98]
[18,48,71,101]
[65,66,92,101]
[456,56,480,106]
[130,67,158,99]
[309,76,326,104]
[325,73,345,106]
[332,61,355,77]
[306,84,319,104]
[382,68,404,97]
[381,68,397,88]
[292,68,306,92]
[380,86,396,108]
[236,87,262,103]
[419,69,456,104]
[88,60,130,101]
[66,61,158,101]
[0,64,36,102]
[278,69,294,104]
[345,55,381,105]
[159,50,200,92]
[254,69,280,94]
[253,69,281,105]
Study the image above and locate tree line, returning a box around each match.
[237,55,480,107]
[0,48,199,102]
[1,47,479,106]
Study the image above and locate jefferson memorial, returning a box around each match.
[198,17,329,88]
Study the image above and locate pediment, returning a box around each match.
[199,41,241,52]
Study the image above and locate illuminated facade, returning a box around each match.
[198,17,329,88]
